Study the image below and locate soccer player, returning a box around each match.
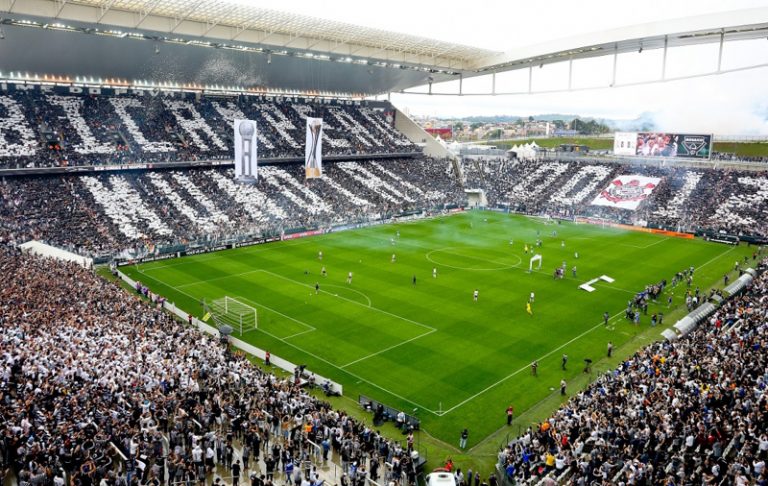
[391,253,396,263]
[561,354,568,370]
[318,251,323,260]
[607,341,613,357]
[526,302,533,316]
[321,266,327,277]
[432,267,437,278]
[529,291,535,303]
[473,289,479,302]
[574,251,579,259]
[530,361,538,376]
[412,275,416,286]
[347,272,353,284]
[315,282,319,295]
[572,266,577,278]
[561,240,565,248]
[603,311,610,326]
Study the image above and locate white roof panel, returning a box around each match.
[64,0,500,62]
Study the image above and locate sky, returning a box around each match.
[229,0,768,133]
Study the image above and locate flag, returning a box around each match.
[305,117,323,178]
[526,302,533,315]
[202,312,211,322]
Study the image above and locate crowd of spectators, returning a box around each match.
[0,246,427,486]
[496,256,768,485]
[0,89,418,169]
[462,158,768,239]
[0,158,462,257]
[0,155,765,259]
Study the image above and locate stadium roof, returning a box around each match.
[1,1,767,95]
[4,0,498,70]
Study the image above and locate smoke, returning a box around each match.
[647,69,768,135]
[196,54,264,88]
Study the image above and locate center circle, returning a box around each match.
[426,247,522,271]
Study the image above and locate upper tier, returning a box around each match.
[0,84,419,169]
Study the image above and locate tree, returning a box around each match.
[528,115,534,122]
[484,129,503,140]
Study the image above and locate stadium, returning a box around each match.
[0,1,767,485]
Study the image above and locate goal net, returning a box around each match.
[206,296,258,336]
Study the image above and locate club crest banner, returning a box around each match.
[305,117,323,178]
[591,175,661,210]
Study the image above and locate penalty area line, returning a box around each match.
[135,274,442,416]
[259,270,436,332]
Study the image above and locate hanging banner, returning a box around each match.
[234,119,258,182]
[305,117,323,178]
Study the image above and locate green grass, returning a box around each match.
[122,210,752,458]
[709,141,768,157]
[477,137,768,157]
[477,137,614,150]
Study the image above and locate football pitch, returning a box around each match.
[123,210,753,447]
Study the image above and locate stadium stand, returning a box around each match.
[0,158,461,257]
[1,89,767,486]
[498,256,768,485]
[461,158,768,240]
[1,157,766,259]
[0,88,418,169]
[0,246,421,486]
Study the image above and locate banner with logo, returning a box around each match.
[591,175,661,210]
[305,117,323,178]
[234,119,258,182]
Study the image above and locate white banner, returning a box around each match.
[305,117,323,179]
[234,119,257,181]
[613,132,637,155]
[591,175,661,210]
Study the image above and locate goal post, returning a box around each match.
[206,296,258,335]
[529,254,542,272]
